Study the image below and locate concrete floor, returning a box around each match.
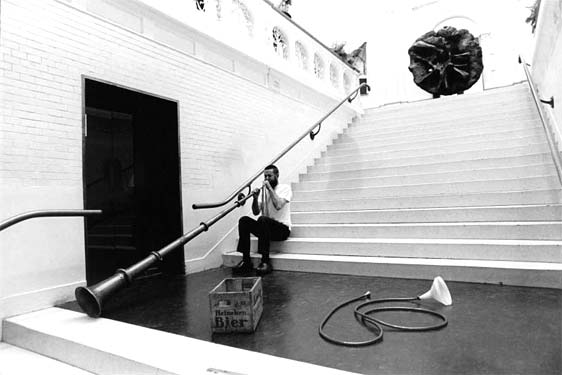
[61,268,561,375]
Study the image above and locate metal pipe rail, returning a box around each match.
[75,191,257,317]
[0,209,103,232]
[192,82,370,210]
[519,56,562,186]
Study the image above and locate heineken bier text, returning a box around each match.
[209,277,263,333]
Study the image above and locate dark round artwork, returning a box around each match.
[408,26,483,96]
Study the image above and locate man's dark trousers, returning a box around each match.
[237,216,290,262]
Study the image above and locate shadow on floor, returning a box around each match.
[60,268,561,375]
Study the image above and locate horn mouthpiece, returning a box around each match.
[418,276,452,306]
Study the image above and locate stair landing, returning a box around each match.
[2,306,356,375]
[4,268,561,375]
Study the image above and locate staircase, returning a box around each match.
[224,83,562,288]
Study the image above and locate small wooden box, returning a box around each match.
[209,277,263,333]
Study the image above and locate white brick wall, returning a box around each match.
[0,0,360,322]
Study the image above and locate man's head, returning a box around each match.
[264,164,279,188]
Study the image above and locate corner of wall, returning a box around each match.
[182,106,359,274]
[0,280,85,340]
[184,225,238,274]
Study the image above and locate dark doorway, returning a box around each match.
[83,78,184,285]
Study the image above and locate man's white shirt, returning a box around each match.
[258,183,292,229]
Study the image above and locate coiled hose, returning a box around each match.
[319,291,448,347]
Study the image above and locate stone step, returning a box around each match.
[291,204,562,223]
[247,237,562,263]
[303,153,554,181]
[360,105,536,127]
[364,86,530,108]
[338,120,541,148]
[296,164,556,191]
[222,252,562,289]
[2,308,353,375]
[343,120,543,142]
[311,145,551,172]
[362,85,531,118]
[289,222,562,240]
[0,343,94,375]
[292,176,560,200]
[353,112,537,135]
[364,84,528,107]
[332,126,545,154]
[317,138,548,165]
[291,189,562,211]
[330,135,550,161]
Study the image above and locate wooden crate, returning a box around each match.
[209,277,263,333]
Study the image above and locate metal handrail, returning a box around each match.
[0,209,103,232]
[519,56,562,186]
[192,82,370,209]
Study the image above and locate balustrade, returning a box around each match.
[140,0,360,97]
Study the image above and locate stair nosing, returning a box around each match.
[292,203,562,213]
[253,237,562,245]
[336,126,545,146]
[311,151,553,170]
[291,189,562,207]
[293,175,559,194]
[224,251,562,270]
[314,145,551,168]
[306,153,553,175]
[266,253,562,270]
[319,141,549,162]
[290,221,562,227]
[299,163,556,185]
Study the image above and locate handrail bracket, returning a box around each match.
[309,122,322,140]
[540,96,554,108]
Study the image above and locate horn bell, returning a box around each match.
[418,276,452,306]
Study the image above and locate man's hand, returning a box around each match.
[263,180,272,191]
[251,187,261,216]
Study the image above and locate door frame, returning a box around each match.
[81,75,185,283]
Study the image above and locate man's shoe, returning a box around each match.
[256,262,272,276]
[233,260,253,273]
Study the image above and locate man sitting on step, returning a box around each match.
[234,164,292,275]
